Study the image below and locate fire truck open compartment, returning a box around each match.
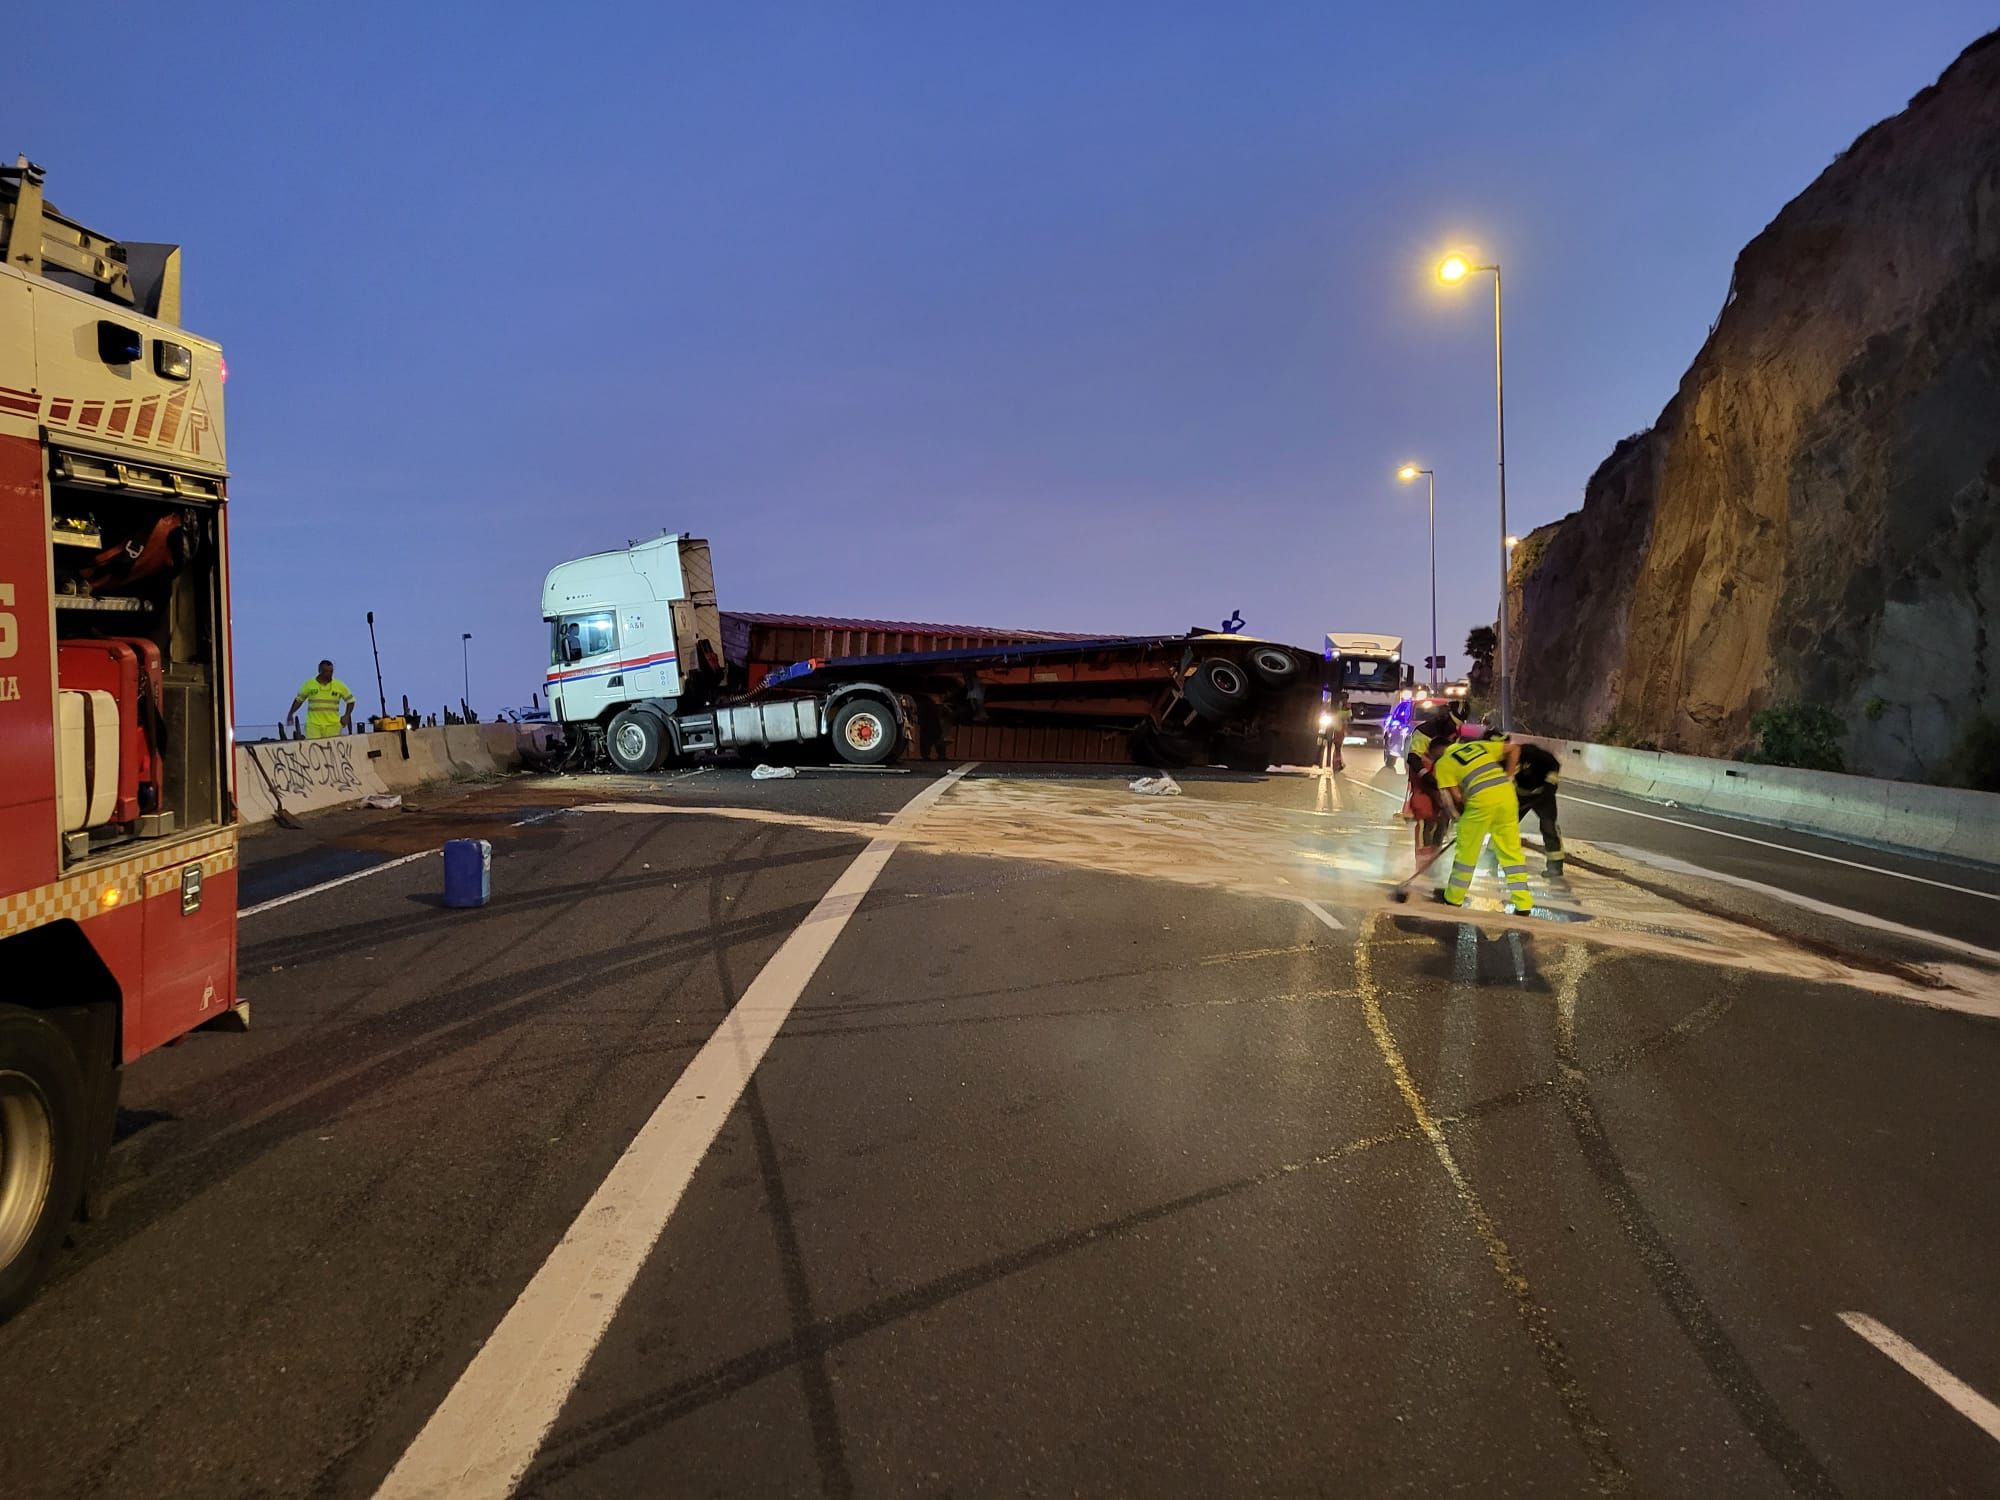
[49,450,226,863]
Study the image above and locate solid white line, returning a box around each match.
[1592,843,2000,968]
[1840,1312,2000,1444]
[237,850,436,919]
[377,765,976,1500]
[1563,793,1999,902]
[510,810,568,828]
[1299,898,1346,931]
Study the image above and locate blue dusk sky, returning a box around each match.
[11,2,1993,721]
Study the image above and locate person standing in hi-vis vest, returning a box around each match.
[287,659,356,739]
[1431,725,1534,913]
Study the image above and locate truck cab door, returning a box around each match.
[547,609,620,721]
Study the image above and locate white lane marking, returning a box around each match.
[1564,793,2000,902]
[238,850,436,919]
[1299,898,1346,931]
[1840,1312,2000,1444]
[1594,843,2000,968]
[510,809,568,827]
[378,765,976,1500]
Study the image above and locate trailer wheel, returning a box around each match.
[1131,723,1199,769]
[0,1007,87,1323]
[607,710,666,774]
[1246,647,1300,689]
[831,698,900,765]
[1182,659,1254,721]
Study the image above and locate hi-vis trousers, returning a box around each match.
[1442,787,1534,912]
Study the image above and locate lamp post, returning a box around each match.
[1396,464,1439,693]
[1438,252,1510,729]
[461,632,472,713]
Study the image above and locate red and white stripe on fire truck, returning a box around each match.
[0,381,215,458]
[0,827,237,938]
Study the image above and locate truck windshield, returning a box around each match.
[1340,658,1402,692]
[550,611,617,664]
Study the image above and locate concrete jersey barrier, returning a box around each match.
[236,726,531,829]
[1517,735,1999,866]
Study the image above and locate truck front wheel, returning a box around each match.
[607,710,667,774]
[0,1006,87,1323]
[831,698,900,765]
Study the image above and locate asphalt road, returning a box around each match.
[3,761,1998,1497]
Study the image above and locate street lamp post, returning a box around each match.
[1396,464,1439,693]
[461,632,472,713]
[1438,253,1510,729]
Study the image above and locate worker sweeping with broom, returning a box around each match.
[1429,721,1535,913]
[1403,699,1465,862]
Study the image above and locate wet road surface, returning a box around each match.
[2,762,1997,1497]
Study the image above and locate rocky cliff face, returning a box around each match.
[1513,31,2000,783]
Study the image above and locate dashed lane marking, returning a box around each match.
[1840,1313,2000,1445]
[376,765,975,1500]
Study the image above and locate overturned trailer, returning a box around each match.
[543,535,1326,771]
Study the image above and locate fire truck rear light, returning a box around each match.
[99,885,122,911]
[97,320,142,365]
[154,340,193,381]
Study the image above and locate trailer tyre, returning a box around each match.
[0,1007,87,1323]
[1183,658,1254,721]
[607,709,667,774]
[831,698,900,765]
[1132,723,1199,769]
[1246,647,1300,689]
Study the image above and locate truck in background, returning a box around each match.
[0,161,240,1318]
[543,534,1326,772]
[1325,631,1416,768]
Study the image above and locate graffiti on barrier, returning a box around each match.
[258,737,364,798]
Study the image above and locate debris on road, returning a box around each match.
[1129,775,1182,796]
[752,764,800,780]
[360,793,404,810]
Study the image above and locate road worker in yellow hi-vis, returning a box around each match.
[287,659,356,739]
[1431,725,1534,913]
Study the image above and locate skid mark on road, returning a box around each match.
[380,768,974,1500]
[1353,915,1630,1492]
[512,959,1760,1489]
[517,1122,1423,1488]
[1550,949,1841,1497]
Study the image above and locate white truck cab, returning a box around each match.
[542,533,720,726]
[1325,631,1415,762]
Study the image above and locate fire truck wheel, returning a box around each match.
[1246,647,1300,689]
[0,1007,87,1323]
[831,698,901,765]
[1183,658,1254,721]
[606,709,666,774]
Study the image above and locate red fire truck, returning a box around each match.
[0,160,239,1319]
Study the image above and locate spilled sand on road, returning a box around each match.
[571,777,2000,1016]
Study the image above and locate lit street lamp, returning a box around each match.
[1437,251,1511,729]
[461,632,473,713]
[1397,464,1440,693]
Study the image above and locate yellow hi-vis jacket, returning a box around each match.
[297,676,356,736]
[1433,736,1514,804]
